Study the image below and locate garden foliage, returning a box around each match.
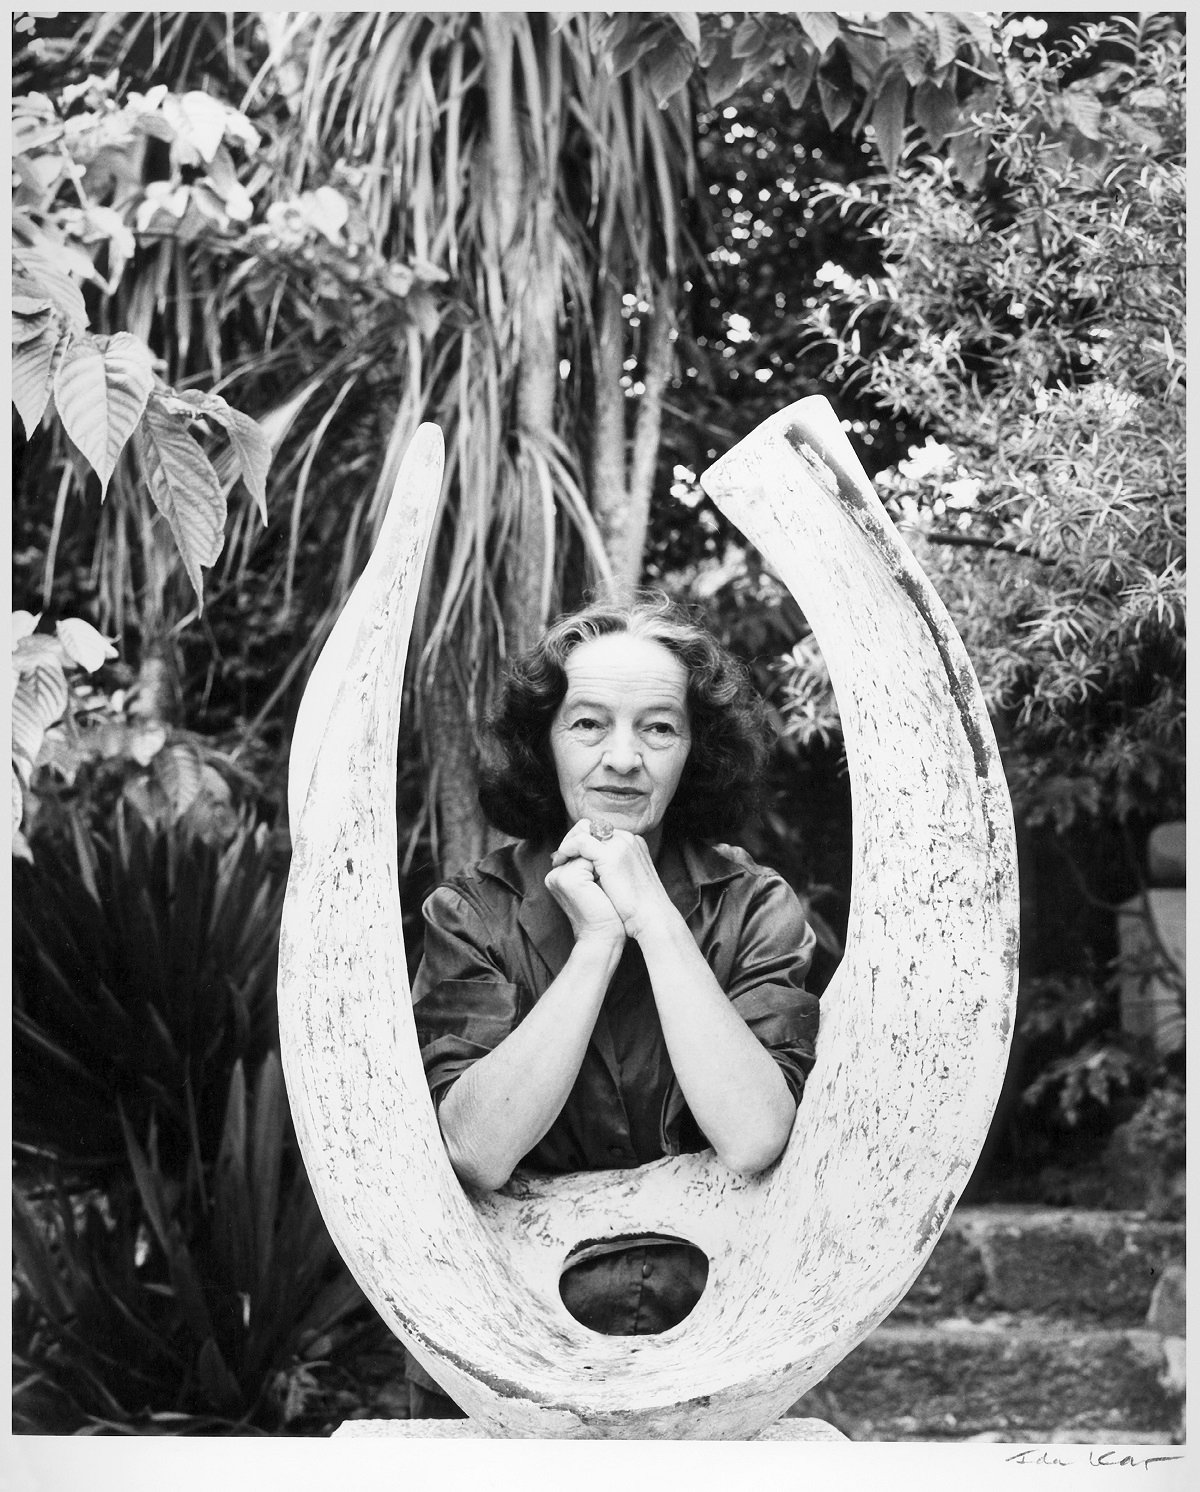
[800,18,1185,834]
[787,17,1185,1150]
[12,804,372,1433]
[12,74,271,603]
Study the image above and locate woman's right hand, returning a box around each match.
[545,838,626,949]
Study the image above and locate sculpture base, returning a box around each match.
[333,1417,848,1441]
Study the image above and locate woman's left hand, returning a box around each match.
[551,820,677,941]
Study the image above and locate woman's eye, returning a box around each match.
[645,722,678,739]
[571,718,603,733]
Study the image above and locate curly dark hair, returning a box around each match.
[477,592,773,844]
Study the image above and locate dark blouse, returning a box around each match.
[404,837,820,1396]
[412,836,820,1173]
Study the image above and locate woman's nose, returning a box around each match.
[601,729,642,772]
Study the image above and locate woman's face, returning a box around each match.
[549,633,692,851]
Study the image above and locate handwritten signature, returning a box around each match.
[1006,1449,1184,1469]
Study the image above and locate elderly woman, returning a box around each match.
[407,593,819,1416]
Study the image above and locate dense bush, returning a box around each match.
[789,16,1185,1178]
[12,803,375,1433]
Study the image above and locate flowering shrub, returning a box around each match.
[798,17,1184,833]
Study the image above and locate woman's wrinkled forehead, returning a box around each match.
[560,633,689,714]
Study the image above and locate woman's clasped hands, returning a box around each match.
[544,818,675,945]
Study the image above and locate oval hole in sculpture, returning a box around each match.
[558,1234,709,1336]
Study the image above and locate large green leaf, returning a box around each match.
[135,396,227,607]
[796,11,841,55]
[782,48,820,110]
[169,389,271,522]
[644,32,697,108]
[871,71,909,173]
[152,740,205,817]
[913,78,962,149]
[11,321,65,438]
[12,296,54,344]
[817,69,853,132]
[52,332,155,495]
[12,242,88,332]
[13,662,69,757]
[700,33,750,105]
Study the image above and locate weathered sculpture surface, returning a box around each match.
[278,399,1019,1439]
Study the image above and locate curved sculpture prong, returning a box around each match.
[278,399,1019,1439]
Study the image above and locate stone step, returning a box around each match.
[787,1317,1185,1442]
[893,1206,1185,1325]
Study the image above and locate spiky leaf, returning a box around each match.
[135,398,227,608]
[248,1053,287,1268]
[53,332,155,495]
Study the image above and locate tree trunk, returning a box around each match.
[429,12,559,876]
[589,275,627,600]
[590,285,674,601]
[505,194,557,654]
[620,296,673,598]
[426,652,493,879]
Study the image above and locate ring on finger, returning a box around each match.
[591,817,615,842]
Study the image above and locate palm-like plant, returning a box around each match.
[14,1053,370,1433]
[48,9,1001,873]
[247,11,697,868]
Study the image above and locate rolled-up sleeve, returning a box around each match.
[661,869,821,1154]
[412,886,527,1112]
[726,873,820,1105]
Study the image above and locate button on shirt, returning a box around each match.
[412,837,820,1171]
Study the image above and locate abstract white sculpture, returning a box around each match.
[278,398,1019,1439]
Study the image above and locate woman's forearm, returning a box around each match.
[638,911,796,1174]
[436,935,622,1192]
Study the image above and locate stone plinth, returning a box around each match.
[333,1417,848,1441]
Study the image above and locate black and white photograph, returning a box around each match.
[9,8,1187,1488]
